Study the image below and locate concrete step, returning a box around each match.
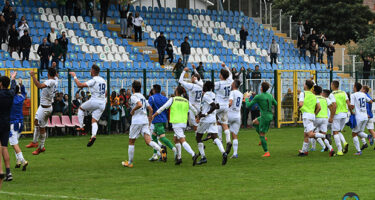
[107,24,120,32]
[128,41,147,46]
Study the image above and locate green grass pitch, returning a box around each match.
[0,127,374,200]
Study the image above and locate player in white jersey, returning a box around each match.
[349,82,374,155]
[179,66,203,131]
[122,81,165,168]
[29,68,57,155]
[195,81,228,165]
[361,85,375,150]
[228,80,243,158]
[69,65,107,147]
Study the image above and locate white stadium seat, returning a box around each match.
[77,16,84,23]
[119,46,126,53]
[45,8,52,14]
[41,14,47,21]
[199,15,205,21]
[203,48,209,55]
[190,48,196,55]
[187,14,193,20]
[55,15,62,22]
[48,15,55,22]
[107,53,114,61]
[82,45,89,53]
[97,46,104,53]
[89,45,97,53]
[70,16,77,22]
[114,53,121,61]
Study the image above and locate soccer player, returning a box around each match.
[329,80,351,156]
[122,81,165,168]
[228,80,243,158]
[148,84,176,161]
[313,85,335,156]
[362,85,375,150]
[349,82,373,155]
[29,68,57,155]
[195,81,228,165]
[69,65,107,147]
[179,66,203,132]
[9,74,28,171]
[152,85,199,166]
[245,82,277,157]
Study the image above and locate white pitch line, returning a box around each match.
[0,191,113,200]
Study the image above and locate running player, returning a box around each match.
[329,80,351,156]
[69,65,106,147]
[122,81,165,168]
[349,82,373,155]
[361,85,375,150]
[152,85,199,166]
[29,68,57,155]
[179,66,203,132]
[195,81,228,165]
[228,80,243,158]
[245,82,277,157]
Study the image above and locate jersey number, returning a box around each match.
[359,98,366,108]
[98,83,106,95]
[236,97,241,107]
[224,86,231,97]
[140,99,147,111]
[195,91,202,101]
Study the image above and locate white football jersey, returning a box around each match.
[215,77,233,106]
[350,92,371,120]
[130,93,149,124]
[40,78,57,106]
[181,81,203,106]
[228,90,243,119]
[200,91,216,123]
[85,76,106,101]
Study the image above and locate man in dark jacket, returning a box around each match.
[19,30,31,61]
[37,38,51,75]
[58,32,68,67]
[119,3,130,38]
[297,35,307,59]
[51,39,62,67]
[100,0,109,24]
[362,55,371,79]
[5,6,16,26]
[251,65,261,92]
[181,36,191,67]
[166,40,173,64]
[154,32,167,65]
[239,25,248,50]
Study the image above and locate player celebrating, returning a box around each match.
[152,86,199,166]
[29,68,57,155]
[228,80,243,158]
[245,82,277,157]
[179,66,203,132]
[329,80,351,156]
[362,85,375,150]
[349,82,373,155]
[122,81,165,168]
[196,81,228,165]
[69,65,107,147]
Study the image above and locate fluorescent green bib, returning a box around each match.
[332,90,348,114]
[300,91,316,114]
[170,96,189,124]
[316,96,328,118]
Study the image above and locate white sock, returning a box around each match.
[175,143,182,159]
[316,138,325,149]
[217,126,222,140]
[353,136,361,152]
[149,141,161,151]
[361,137,367,144]
[314,133,325,138]
[233,139,238,155]
[334,134,342,152]
[128,145,134,163]
[39,133,46,149]
[16,152,25,163]
[214,138,225,153]
[172,147,177,153]
[91,122,98,137]
[339,132,347,144]
[15,152,19,162]
[78,109,85,128]
[358,132,368,139]
[156,151,161,156]
[324,139,333,151]
[224,129,231,144]
[33,126,39,143]
[309,138,316,149]
[198,142,205,157]
[302,142,309,153]
[182,142,195,157]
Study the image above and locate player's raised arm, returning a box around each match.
[179,67,189,84]
[69,72,88,88]
[221,63,232,79]
[29,71,47,89]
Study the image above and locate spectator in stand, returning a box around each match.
[127,12,133,39]
[5,6,16,27]
[58,32,68,67]
[239,66,246,91]
[118,2,130,38]
[19,30,31,61]
[118,89,126,102]
[63,94,69,114]
[100,0,109,24]
[57,0,66,17]
[297,21,305,43]
[317,33,326,64]
[7,24,18,54]
[37,38,51,76]
[173,58,183,81]
[268,39,280,66]
[52,93,65,116]
[307,30,318,45]
[65,0,73,16]
[181,36,191,67]
[47,28,57,44]
[2,1,11,17]
[246,67,252,91]
[297,35,307,59]
[85,0,94,18]
[17,16,29,38]
[72,92,82,115]
[154,32,167,66]
[81,90,88,102]
[51,39,63,67]
[309,40,318,64]
[193,62,204,79]
[362,55,372,79]
[251,65,261,93]
[239,25,248,50]
[166,40,173,64]
[0,15,7,46]
[133,12,143,42]
[231,67,240,80]
[119,98,127,133]
[303,20,311,35]
[111,98,120,134]
[282,88,293,121]
[73,0,83,17]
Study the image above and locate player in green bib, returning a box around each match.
[245,82,277,157]
[151,86,200,166]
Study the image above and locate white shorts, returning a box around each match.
[173,127,186,139]
[353,119,368,133]
[303,118,315,133]
[188,110,198,127]
[35,106,53,128]
[197,122,218,134]
[129,124,151,139]
[150,124,154,133]
[80,99,106,121]
[332,118,346,132]
[9,123,22,146]
[314,118,328,133]
[229,118,241,135]
[366,118,374,130]
[216,107,228,124]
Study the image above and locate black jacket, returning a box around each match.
[297,38,307,49]
[37,43,51,59]
[8,28,18,47]
[19,34,31,50]
[6,11,16,25]
[166,43,173,54]
[307,34,318,45]
[240,29,248,40]
[181,41,191,55]
[251,71,261,79]
[119,4,130,19]
[127,16,133,27]
[58,37,68,52]
[154,35,167,51]
[327,46,335,57]
[0,80,16,124]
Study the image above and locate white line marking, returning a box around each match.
[0,191,113,200]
